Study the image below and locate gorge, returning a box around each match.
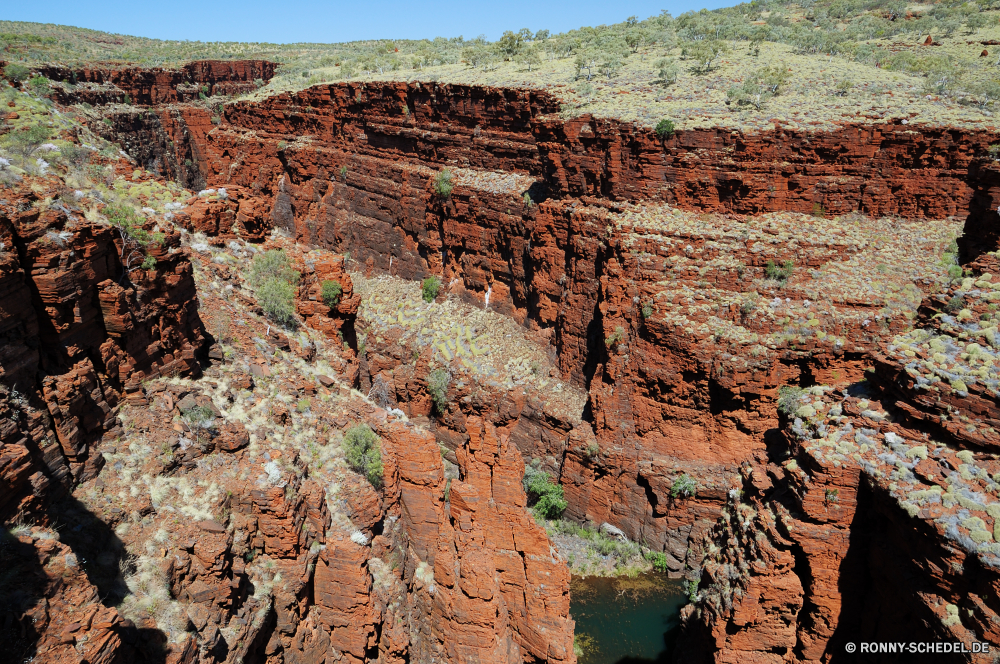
[1,54,1000,664]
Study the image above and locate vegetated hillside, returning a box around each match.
[5,0,1000,130]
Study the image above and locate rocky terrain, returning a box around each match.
[1,34,1000,664]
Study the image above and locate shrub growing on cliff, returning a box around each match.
[421,275,441,302]
[105,202,163,279]
[432,169,453,198]
[777,385,805,417]
[654,118,675,139]
[342,423,383,489]
[258,278,297,326]
[27,75,50,96]
[764,259,794,283]
[523,462,567,519]
[321,279,342,307]
[605,325,626,347]
[250,250,300,326]
[427,368,450,413]
[250,249,299,288]
[646,551,671,573]
[670,473,697,499]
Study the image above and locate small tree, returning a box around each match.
[655,57,679,86]
[575,51,597,80]
[27,75,50,96]
[497,30,526,59]
[2,125,50,168]
[519,45,542,72]
[727,65,790,111]
[3,63,31,84]
[258,278,296,326]
[342,423,383,488]
[654,119,675,139]
[432,169,453,198]
[681,39,728,73]
[421,275,441,302]
[321,279,343,307]
[104,202,163,280]
[427,368,450,413]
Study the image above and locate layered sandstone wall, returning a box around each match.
[0,177,207,519]
[35,59,277,106]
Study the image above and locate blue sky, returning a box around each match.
[6,0,736,43]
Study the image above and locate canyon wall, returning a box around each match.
[0,176,208,517]
[20,76,1000,663]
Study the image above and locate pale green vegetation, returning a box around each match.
[613,203,963,370]
[670,473,697,498]
[342,423,384,488]
[427,368,450,413]
[5,0,1000,130]
[249,249,300,327]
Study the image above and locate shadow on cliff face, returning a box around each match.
[0,496,170,664]
[0,527,46,664]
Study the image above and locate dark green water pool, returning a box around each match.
[570,573,687,664]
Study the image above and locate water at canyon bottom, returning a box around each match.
[570,573,687,664]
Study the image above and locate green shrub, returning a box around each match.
[421,275,441,302]
[2,124,50,166]
[3,63,31,84]
[258,277,296,326]
[427,368,450,413]
[181,404,215,428]
[765,259,794,282]
[654,118,675,139]
[655,58,679,86]
[104,202,163,274]
[321,279,342,307]
[342,423,383,488]
[670,473,697,499]
[777,385,805,416]
[646,551,670,573]
[641,300,654,319]
[605,325,625,347]
[249,249,299,288]
[123,93,131,105]
[523,463,567,519]
[432,169,453,198]
[26,75,50,95]
[944,295,966,314]
[296,398,310,412]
